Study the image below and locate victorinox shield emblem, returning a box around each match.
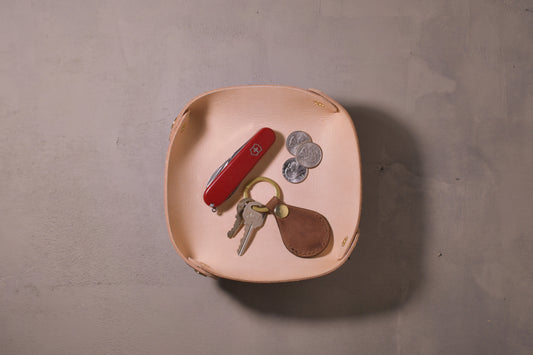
[250,143,262,156]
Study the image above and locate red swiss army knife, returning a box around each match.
[203,127,276,211]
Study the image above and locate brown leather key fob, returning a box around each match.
[244,177,333,258]
[265,196,332,257]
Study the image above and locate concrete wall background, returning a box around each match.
[1,1,532,354]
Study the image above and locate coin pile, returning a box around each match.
[282,131,323,184]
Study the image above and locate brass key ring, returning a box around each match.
[243,177,282,213]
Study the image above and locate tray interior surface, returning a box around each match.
[166,86,361,281]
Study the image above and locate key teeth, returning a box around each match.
[227,219,243,239]
[237,225,252,256]
[237,238,245,255]
[227,229,237,239]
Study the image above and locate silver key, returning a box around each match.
[227,198,253,238]
[237,202,267,256]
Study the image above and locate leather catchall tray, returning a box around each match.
[165,85,361,282]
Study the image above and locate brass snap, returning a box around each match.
[274,203,289,218]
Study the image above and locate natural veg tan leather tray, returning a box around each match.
[165,85,361,282]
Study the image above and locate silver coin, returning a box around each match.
[286,131,312,155]
[295,142,323,168]
[282,157,308,184]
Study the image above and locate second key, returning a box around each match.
[237,201,267,256]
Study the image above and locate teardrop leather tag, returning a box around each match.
[266,196,332,257]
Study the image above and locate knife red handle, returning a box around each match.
[203,127,276,209]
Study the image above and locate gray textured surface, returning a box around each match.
[1,1,533,354]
